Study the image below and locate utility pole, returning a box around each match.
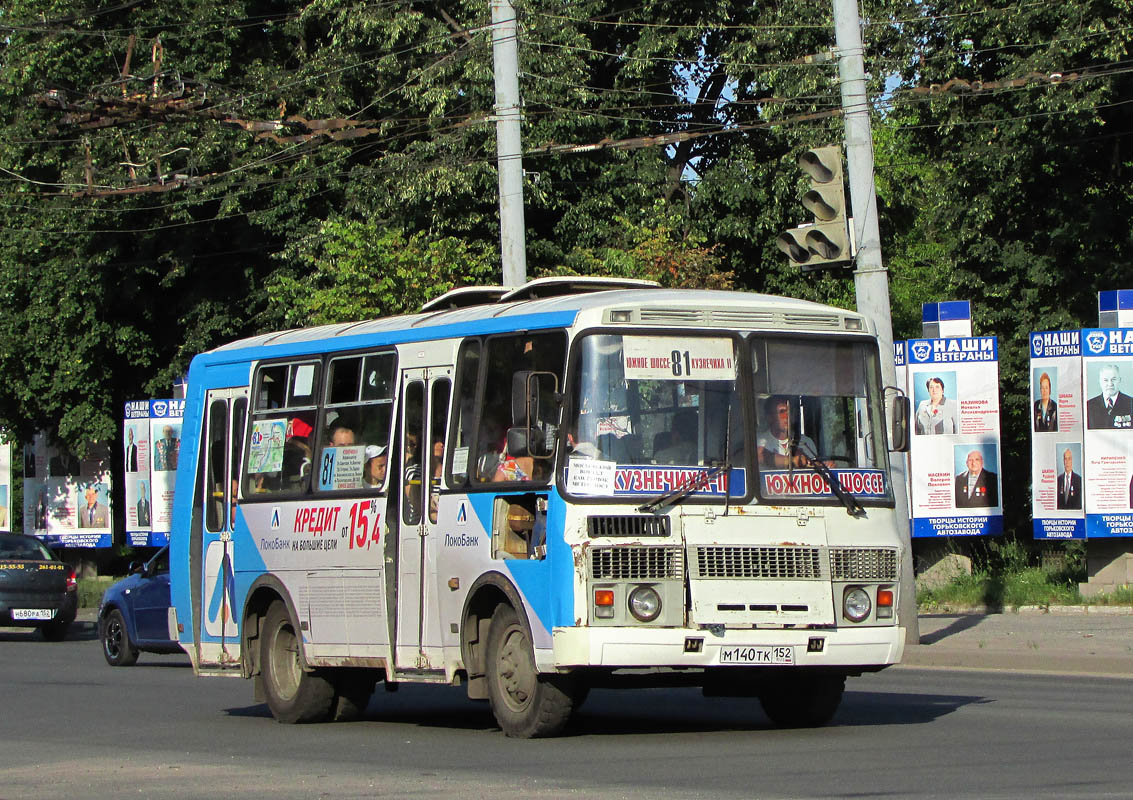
[490,0,527,287]
[832,0,919,643]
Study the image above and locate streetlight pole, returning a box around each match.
[832,0,919,643]
[490,0,527,287]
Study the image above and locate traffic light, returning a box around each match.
[776,145,851,271]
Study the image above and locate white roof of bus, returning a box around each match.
[209,288,861,353]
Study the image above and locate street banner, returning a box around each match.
[1029,330,1085,539]
[22,430,112,548]
[906,336,1003,537]
[149,399,184,544]
[1081,328,1133,537]
[123,400,154,546]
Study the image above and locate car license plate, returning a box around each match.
[719,645,794,665]
[12,609,54,621]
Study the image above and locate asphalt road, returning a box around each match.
[2,620,1132,799]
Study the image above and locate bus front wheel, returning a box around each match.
[759,673,845,728]
[485,604,580,738]
[260,601,334,723]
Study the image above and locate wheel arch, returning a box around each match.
[241,574,306,680]
[460,571,530,700]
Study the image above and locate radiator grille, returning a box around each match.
[829,548,898,581]
[591,546,684,580]
[587,515,670,538]
[695,546,824,579]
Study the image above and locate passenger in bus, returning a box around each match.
[758,395,818,469]
[653,408,698,464]
[327,422,356,446]
[363,445,387,487]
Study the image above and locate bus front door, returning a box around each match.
[196,387,247,671]
[394,368,451,672]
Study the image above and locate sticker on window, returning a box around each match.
[596,416,632,438]
[623,337,736,381]
[248,420,287,474]
[566,457,617,496]
[319,445,365,491]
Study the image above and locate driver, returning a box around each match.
[757,395,817,469]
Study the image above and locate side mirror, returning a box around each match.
[128,560,144,575]
[889,392,910,452]
[506,426,545,458]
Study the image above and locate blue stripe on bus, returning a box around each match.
[463,490,574,633]
[191,310,578,368]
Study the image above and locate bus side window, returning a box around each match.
[450,340,481,487]
[429,380,450,524]
[204,399,228,533]
[475,332,566,485]
[319,352,396,492]
[243,361,319,497]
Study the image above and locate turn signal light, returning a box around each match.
[594,588,615,619]
[877,587,894,619]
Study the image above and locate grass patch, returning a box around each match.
[77,576,116,609]
[917,538,1100,610]
[1085,584,1133,605]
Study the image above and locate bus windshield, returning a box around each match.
[564,332,891,504]
[565,333,744,500]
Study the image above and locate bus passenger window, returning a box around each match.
[318,352,396,492]
[244,360,320,498]
[473,332,566,485]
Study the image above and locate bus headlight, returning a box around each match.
[627,585,662,622]
[843,587,871,622]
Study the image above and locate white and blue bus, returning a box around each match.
[169,278,909,737]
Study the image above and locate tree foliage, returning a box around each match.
[0,0,1128,537]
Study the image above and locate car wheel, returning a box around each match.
[260,600,334,723]
[39,616,73,643]
[101,608,139,666]
[485,604,582,738]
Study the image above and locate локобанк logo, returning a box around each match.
[1086,331,1108,355]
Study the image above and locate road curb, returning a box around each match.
[919,604,1133,615]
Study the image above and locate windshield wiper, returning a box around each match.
[793,442,866,518]
[638,460,730,514]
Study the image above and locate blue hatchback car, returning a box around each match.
[98,545,182,665]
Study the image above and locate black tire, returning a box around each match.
[260,601,334,723]
[760,674,845,728]
[100,608,139,665]
[331,671,378,722]
[39,616,72,643]
[485,604,581,738]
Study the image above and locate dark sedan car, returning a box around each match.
[0,533,77,641]
[98,545,181,665]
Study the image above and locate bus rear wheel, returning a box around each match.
[260,601,334,723]
[759,673,845,728]
[485,604,580,738]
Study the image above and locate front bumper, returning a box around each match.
[551,624,904,669]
